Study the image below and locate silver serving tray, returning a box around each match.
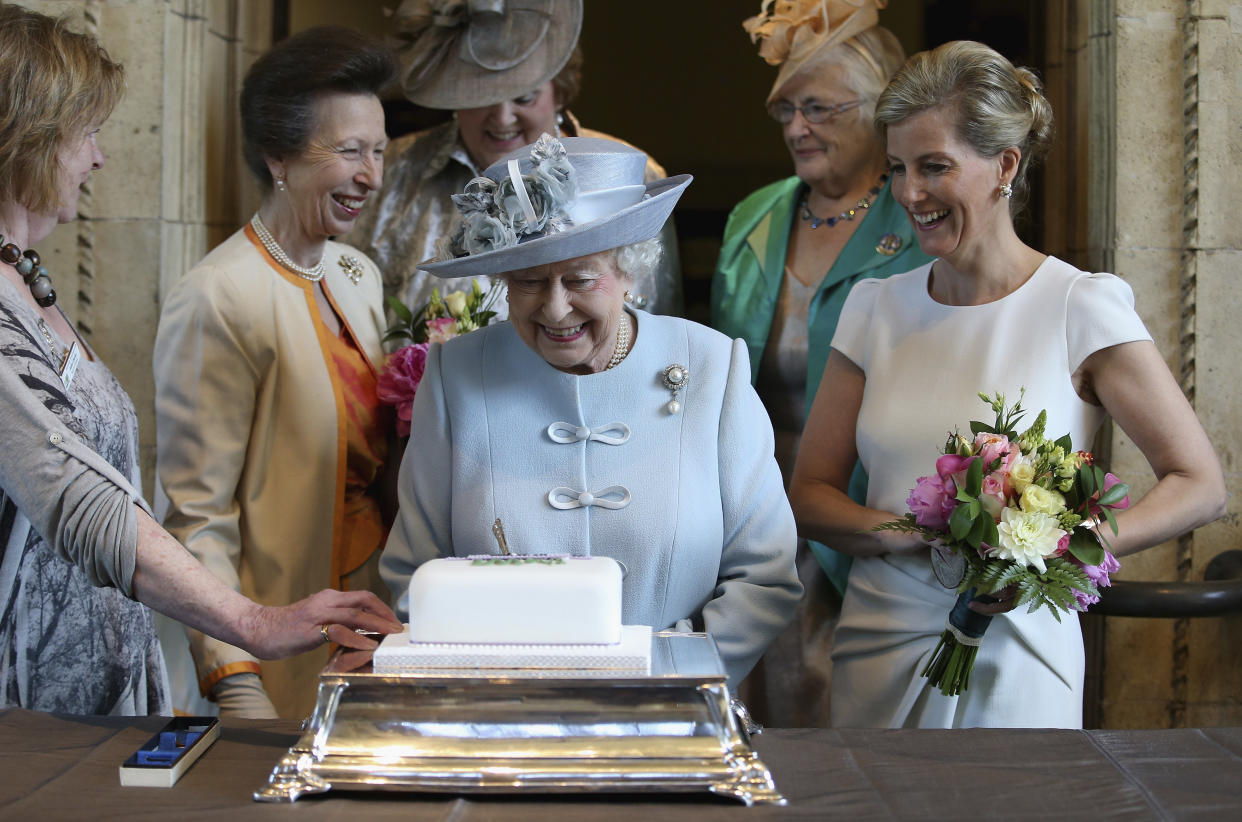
[254,632,785,806]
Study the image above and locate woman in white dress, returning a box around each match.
[788,41,1226,728]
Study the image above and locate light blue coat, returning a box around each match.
[380,311,802,686]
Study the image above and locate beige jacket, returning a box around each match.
[154,226,386,718]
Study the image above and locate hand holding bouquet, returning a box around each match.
[377,281,501,436]
[875,390,1130,696]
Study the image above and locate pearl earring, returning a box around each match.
[999,182,1013,199]
[275,178,286,192]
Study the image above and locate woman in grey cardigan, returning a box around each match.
[0,5,400,716]
[380,136,801,687]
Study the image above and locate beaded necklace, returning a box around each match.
[0,234,56,306]
[799,173,890,229]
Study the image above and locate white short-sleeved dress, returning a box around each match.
[828,256,1151,728]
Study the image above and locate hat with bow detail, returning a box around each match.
[394,0,582,109]
[420,134,690,278]
[744,0,887,103]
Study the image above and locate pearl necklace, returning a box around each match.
[605,312,631,370]
[250,213,325,281]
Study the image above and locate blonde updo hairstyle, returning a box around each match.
[874,40,1054,215]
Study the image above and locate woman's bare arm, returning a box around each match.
[789,350,925,557]
[1080,340,1226,557]
[131,508,401,658]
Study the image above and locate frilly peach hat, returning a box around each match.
[744,0,887,103]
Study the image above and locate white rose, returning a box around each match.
[444,290,468,318]
[1009,455,1036,494]
[994,507,1066,573]
[1019,484,1066,516]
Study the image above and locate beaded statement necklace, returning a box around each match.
[799,172,889,229]
[605,312,631,370]
[250,213,325,282]
[0,234,56,307]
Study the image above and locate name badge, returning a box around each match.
[60,341,81,389]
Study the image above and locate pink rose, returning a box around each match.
[907,474,957,530]
[425,317,457,344]
[1053,532,1071,557]
[972,432,1012,471]
[980,471,1007,519]
[376,343,429,437]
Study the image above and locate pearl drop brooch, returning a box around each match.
[662,363,689,415]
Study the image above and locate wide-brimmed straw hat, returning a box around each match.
[394,0,583,109]
[744,0,887,104]
[420,135,691,278]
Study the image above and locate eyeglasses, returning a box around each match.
[767,99,863,124]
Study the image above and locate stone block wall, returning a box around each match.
[1089,0,1242,727]
[25,0,271,498]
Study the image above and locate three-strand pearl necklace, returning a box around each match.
[250,213,325,282]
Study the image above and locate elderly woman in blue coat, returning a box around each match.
[380,136,801,686]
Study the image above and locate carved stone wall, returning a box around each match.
[1085,0,1242,727]
[24,0,272,497]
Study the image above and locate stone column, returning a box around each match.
[1088,0,1242,727]
[27,0,272,497]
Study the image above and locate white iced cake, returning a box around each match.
[372,555,652,672]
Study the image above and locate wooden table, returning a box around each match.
[2,709,1239,820]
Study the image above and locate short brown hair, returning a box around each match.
[0,5,124,214]
[241,26,397,189]
[551,44,583,109]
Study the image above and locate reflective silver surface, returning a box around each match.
[254,632,785,806]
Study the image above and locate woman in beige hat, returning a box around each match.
[344,0,682,320]
[712,0,930,727]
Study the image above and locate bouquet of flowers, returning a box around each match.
[875,390,1130,696]
[376,280,501,436]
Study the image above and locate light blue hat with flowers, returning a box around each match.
[420,134,691,278]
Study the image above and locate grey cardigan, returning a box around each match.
[0,306,150,598]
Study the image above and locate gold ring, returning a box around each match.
[319,624,331,644]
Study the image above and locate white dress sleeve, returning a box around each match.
[829,277,884,370]
[1064,272,1153,373]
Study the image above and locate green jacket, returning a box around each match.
[711,176,931,594]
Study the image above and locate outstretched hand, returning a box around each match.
[239,589,403,659]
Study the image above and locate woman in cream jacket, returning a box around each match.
[154,28,397,719]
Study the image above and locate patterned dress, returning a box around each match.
[0,278,168,715]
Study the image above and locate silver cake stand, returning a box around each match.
[253,631,786,806]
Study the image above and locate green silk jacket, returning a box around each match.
[711,176,931,593]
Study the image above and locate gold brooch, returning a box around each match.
[875,233,902,256]
[338,254,365,285]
